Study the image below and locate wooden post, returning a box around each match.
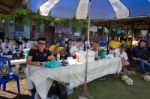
[147,24,150,43]
[29,13,33,39]
[47,26,55,45]
[126,25,130,42]
[107,22,111,53]
[130,23,134,48]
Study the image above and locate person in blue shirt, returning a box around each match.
[132,40,150,74]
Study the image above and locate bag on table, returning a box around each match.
[44,60,61,68]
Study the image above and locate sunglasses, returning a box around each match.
[38,43,46,45]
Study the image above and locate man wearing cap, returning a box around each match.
[114,44,129,66]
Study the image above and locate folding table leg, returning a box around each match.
[15,64,20,74]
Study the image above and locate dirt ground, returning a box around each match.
[0,70,31,99]
[0,79,30,99]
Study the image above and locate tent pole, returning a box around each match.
[30,12,33,39]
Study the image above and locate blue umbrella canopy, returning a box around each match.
[27,1,150,98]
[27,0,150,20]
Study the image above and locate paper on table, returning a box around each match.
[67,57,76,65]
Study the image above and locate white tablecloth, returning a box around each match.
[10,59,26,65]
[29,58,122,99]
[11,59,26,74]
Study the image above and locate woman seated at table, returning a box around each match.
[57,47,67,60]
[49,40,61,57]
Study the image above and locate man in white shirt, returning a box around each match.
[114,44,129,66]
[19,38,31,51]
[19,38,31,58]
[2,37,12,55]
[70,38,83,58]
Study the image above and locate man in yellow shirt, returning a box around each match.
[49,41,60,56]
[109,36,121,49]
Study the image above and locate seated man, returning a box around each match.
[26,38,54,98]
[91,41,99,52]
[70,38,83,58]
[132,40,150,74]
[114,44,129,67]
[2,37,12,55]
[19,38,32,58]
[91,41,99,60]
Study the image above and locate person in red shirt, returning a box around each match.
[91,41,99,52]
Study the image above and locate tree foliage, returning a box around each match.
[32,13,54,25]
[70,19,88,31]
[0,7,88,30]
[53,18,88,31]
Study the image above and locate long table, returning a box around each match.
[10,59,26,74]
[28,58,122,99]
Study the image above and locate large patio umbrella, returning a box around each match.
[27,0,150,97]
[27,0,150,47]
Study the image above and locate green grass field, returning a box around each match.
[69,74,150,99]
[1,73,150,99]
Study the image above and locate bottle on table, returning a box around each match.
[94,52,99,61]
[57,53,60,61]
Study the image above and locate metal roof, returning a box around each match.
[93,16,150,29]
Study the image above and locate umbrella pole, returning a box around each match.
[82,0,91,97]
[82,14,90,97]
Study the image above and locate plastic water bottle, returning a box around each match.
[94,52,99,60]
[67,84,74,95]
[57,53,60,61]
[49,95,59,99]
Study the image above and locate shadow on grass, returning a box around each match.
[0,91,30,99]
